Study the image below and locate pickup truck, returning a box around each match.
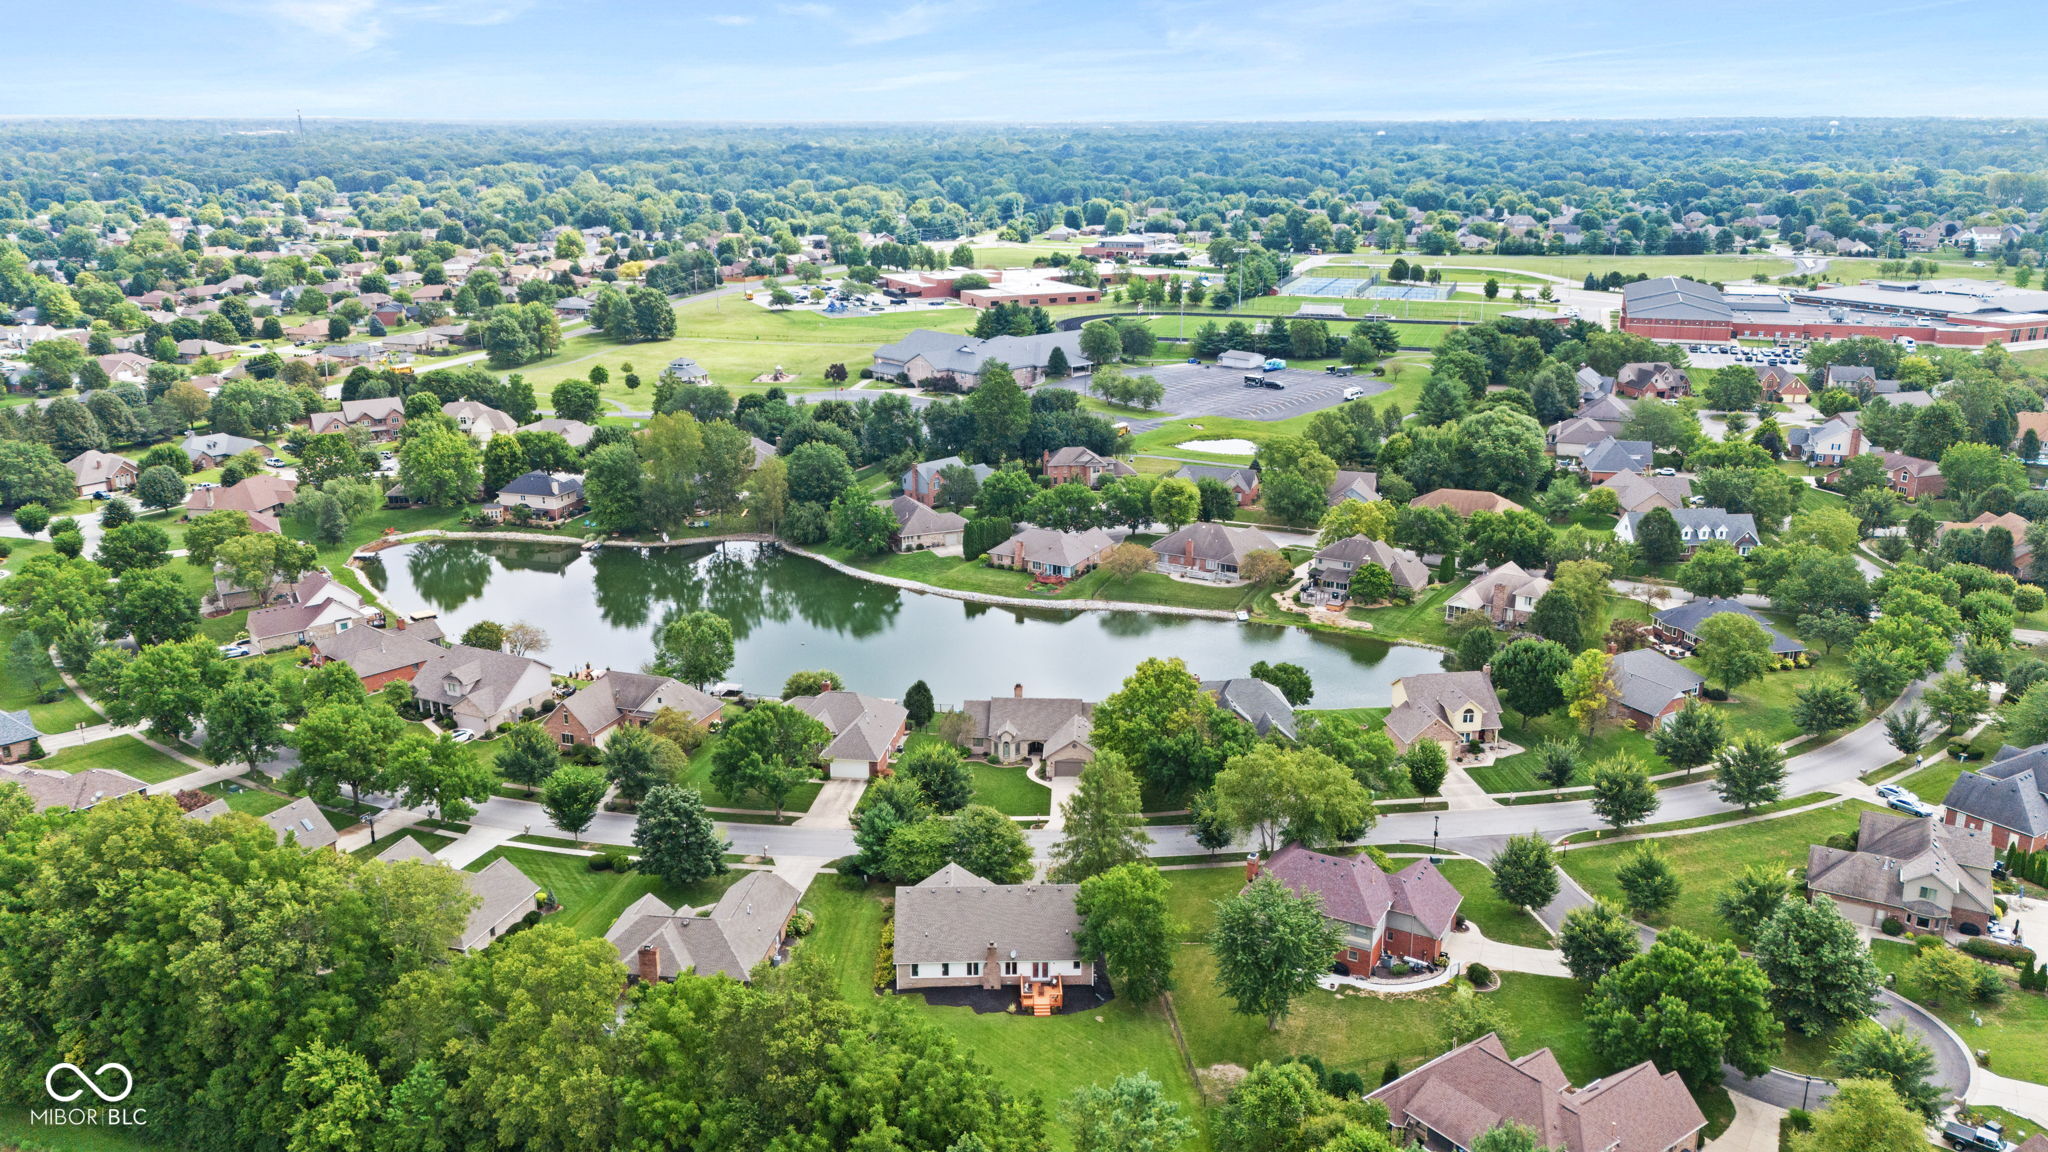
[1943,1119,2015,1152]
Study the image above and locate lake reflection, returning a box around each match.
[361,540,1444,707]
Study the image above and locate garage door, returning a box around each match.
[1051,758,1086,777]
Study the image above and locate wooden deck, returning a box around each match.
[1019,978,1063,1016]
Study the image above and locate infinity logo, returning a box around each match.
[45,1063,133,1103]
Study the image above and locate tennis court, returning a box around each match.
[1366,283,1455,301]
[1278,273,1378,298]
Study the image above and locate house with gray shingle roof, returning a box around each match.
[1311,535,1429,600]
[1204,678,1298,741]
[985,526,1119,579]
[1942,742,2048,853]
[1326,469,1379,506]
[410,644,556,735]
[1608,648,1704,730]
[888,495,967,552]
[1173,463,1259,506]
[0,763,145,811]
[1372,1033,1705,1152]
[0,710,44,764]
[545,671,723,749]
[1149,522,1277,582]
[1650,597,1803,654]
[1578,437,1654,481]
[608,870,800,983]
[1385,670,1502,755]
[377,836,543,952]
[962,690,1095,775]
[901,455,993,507]
[870,329,1089,390]
[1618,507,1759,556]
[1598,470,1690,515]
[892,864,1091,991]
[1256,844,1462,973]
[786,690,908,780]
[1808,809,1995,935]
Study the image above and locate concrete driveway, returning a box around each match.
[794,778,867,830]
[1705,1093,1787,1152]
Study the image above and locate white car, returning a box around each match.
[218,644,251,658]
[264,456,287,467]
[449,729,477,743]
[1654,467,1678,477]
[1341,386,1365,401]
[1874,783,1909,802]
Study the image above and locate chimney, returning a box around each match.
[1014,683,1024,698]
[637,945,660,984]
[1245,853,1259,882]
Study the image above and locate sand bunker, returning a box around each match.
[1176,438,1257,456]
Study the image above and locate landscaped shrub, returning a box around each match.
[1380,1059,1402,1086]
[1962,938,2035,968]
[1703,687,1728,701]
[786,908,816,938]
[605,849,632,872]
[1389,961,1411,976]
[1323,1070,1365,1099]
[1466,962,1495,989]
[587,852,613,872]
[872,916,896,992]
[1881,916,1905,936]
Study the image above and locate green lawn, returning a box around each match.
[798,874,893,1001]
[352,828,458,859]
[1346,581,1462,647]
[971,761,1051,817]
[463,845,743,940]
[1874,939,2048,1084]
[1436,859,1554,949]
[1559,801,1880,942]
[200,779,294,816]
[0,1107,156,1151]
[1469,712,1659,794]
[1683,632,1861,747]
[1889,757,1969,806]
[0,616,103,734]
[1162,865,1246,943]
[35,734,191,785]
[821,544,1266,613]
[800,873,1205,1150]
[674,730,824,814]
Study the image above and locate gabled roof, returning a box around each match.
[607,870,801,981]
[1327,469,1379,504]
[1203,677,1298,740]
[1445,562,1550,614]
[0,710,42,747]
[1261,843,1464,939]
[561,671,721,735]
[890,495,967,537]
[412,643,554,719]
[1651,597,1803,653]
[1608,648,1704,717]
[64,449,137,486]
[1313,535,1430,590]
[892,867,1084,965]
[1410,488,1525,516]
[964,696,1094,747]
[262,796,339,850]
[1623,507,1759,546]
[995,526,1117,568]
[1372,1032,1706,1152]
[1945,743,2048,837]
[180,432,264,461]
[787,691,908,763]
[517,418,594,448]
[0,764,147,811]
[1579,438,1654,475]
[1387,671,1502,746]
[498,470,582,499]
[1598,470,1690,513]
[1807,809,1995,917]
[1150,522,1276,565]
[1174,463,1258,490]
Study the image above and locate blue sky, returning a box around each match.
[4,0,2042,120]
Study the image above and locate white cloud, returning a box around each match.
[201,0,532,52]
[708,13,754,25]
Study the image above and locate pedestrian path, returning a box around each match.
[335,806,429,854]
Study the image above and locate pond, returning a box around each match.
[360,540,1446,708]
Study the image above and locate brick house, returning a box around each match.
[307,396,407,441]
[901,456,993,507]
[891,864,1092,994]
[1041,446,1136,487]
[545,671,724,749]
[608,871,801,983]
[888,496,967,552]
[1808,809,1995,936]
[786,691,908,779]
[1149,523,1278,582]
[1612,362,1691,400]
[1943,743,2048,853]
[1608,649,1704,731]
[960,688,1095,774]
[1441,561,1550,628]
[1823,450,1944,500]
[985,526,1119,579]
[1254,845,1463,974]
[1174,463,1259,506]
[1384,671,1502,755]
[0,710,44,764]
[64,450,138,496]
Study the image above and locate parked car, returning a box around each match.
[1942,1119,2013,1152]
[1342,386,1365,400]
[449,729,477,744]
[218,644,251,659]
[1875,783,1909,802]
[1887,794,1937,818]
[1654,467,1678,476]
[264,456,287,467]
[1262,379,1285,390]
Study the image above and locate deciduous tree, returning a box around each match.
[1210,876,1344,1030]
[1075,863,1178,1004]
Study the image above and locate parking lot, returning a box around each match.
[1054,361,1389,423]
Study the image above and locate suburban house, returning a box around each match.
[608,870,801,983]
[1041,446,1136,487]
[901,455,994,507]
[1608,648,1705,730]
[1547,416,1626,460]
[309,620,449,691]
[307,396,407,441]
[1651,598,1805,655]
[786,690,909,779]
[1205,678,1299,740]
[1326,469,1380,505]
[891,864,1090,1008]
[1757,363,1808,402]
[180,433,266,469]
[545,671,723,749]
[1578,437,1655,482]
[64,449,138,495]
[1410,488,1526,516]
[517,418,596,449]
[1442,561,1551,628]
[1942,742,2048,852]
[254,796,340,851]
[985,526,1119,580]
[1807,809,1995,936]
[1617,507,1760,556]
[245,572,371,653]
[1385,670,1503,754]
[1939,511,2033,572]
[1577,393,1634,424]
[1825,365,1877,392]
[1310,536,1430,600]
[0,764,147,811]
[1254,845,1462,973]
[1612,361,1691,400]
[2016,411,2048,462]
[1174,463,1260,507]
[0,710,44,764]
[442,400,518,440]
[888,496,967,552]
[409,644,556,734]
[376,836,543,953]
[962,688,1095,774]
[1599,470,1690,515]
[486,471,585,521]
[1371,1033,1707,1152]
[186,474,297,523]
[870,329,1090,390]
[1149,523,1278,582]
[1824,450,1945,500]
[1790,414,1861,465]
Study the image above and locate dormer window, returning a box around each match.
[1461,708,1475,725]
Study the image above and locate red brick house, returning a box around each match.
[1041,446,1136,487]
[545,671,724,749]
[1943,745,2048,853]
[1254,844,1462,974]
[1825,450,1944,499]
[1612,362,1690,400]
